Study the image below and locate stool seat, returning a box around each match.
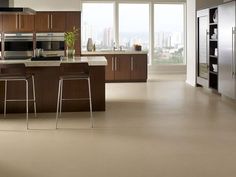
[0,74,32,80]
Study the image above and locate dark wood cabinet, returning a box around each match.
[2,14,34,32]
[105,55,115,81]
[19,15,35,32]
[130,54,147,81]
[51,12,66,32]
[114,54,131,81]
[83,53,147,82]
[0,15,2,32]
[35,12,66,32]
[66,12,81,55]
[34,12,49,32]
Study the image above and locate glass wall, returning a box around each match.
[154,4,184,64]
[81,3,114,51]
[81,2,185,66]
[119,3,149,50]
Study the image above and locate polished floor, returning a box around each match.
[0,74,236,177]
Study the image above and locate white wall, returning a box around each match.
[14,0,81,11]
[186,0,196,86]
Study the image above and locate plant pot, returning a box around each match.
[66,48,75,59]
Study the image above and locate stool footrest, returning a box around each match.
[4,99,36,102]
[61,98,90,101]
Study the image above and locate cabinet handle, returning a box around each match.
[48,14,50,29]
[111,57,114,71]
[131,56,134,71]
[206,30,209,70]
[232,27,236,78]
[16,14,18,29]
[115,57,117,71]
[19,15,23,29]
[19,15,21,29]
[51,14,53,29]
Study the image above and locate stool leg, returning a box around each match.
[32,76,37,118]
[26,80,29,130]
[88,78,93,128]
[4,80,7,118]
[59,79,63,116]
[56,80,61,129]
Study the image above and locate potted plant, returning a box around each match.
[65,27,78,59]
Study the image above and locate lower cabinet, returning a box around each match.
[114,54,131,81]
[105,55,115,81]
[104,54,147,82]
[130,54,147,81]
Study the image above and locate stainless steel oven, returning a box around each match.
[36,33,65,57]
[3,33,34,60]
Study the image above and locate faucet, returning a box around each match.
[112,42,117,51]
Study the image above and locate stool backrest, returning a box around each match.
[60,63,89,76]
[0,64,26,76]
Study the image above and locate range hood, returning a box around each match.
[0,0,35,15]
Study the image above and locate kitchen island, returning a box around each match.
[0,56,107,113]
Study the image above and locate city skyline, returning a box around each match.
[82,3,184,64]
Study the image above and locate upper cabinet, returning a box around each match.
[35,12,66,32]
[2,14,34,32]
[66,12,81,55]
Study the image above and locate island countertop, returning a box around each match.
[81,50,148,55]
[0,56,107,67]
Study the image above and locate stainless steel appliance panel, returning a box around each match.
[198,14,209,79]
[218,1,236,99]
[36,33,65,56]
[197,9,209,88]
[3,33,34,59]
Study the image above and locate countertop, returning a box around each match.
[82,50,148,55]
[0,56,107,67]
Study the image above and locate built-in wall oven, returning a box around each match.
[36,33,65,57]
[3,33,34,60]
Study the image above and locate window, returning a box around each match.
[82,3,114,51]
[81,2,186,67]
[119,4,149,50]
[154,4,184,65]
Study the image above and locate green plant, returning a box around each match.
[64,27,78,49]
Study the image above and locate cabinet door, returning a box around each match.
[114,55,131,81]
[66,12,81,55]
[105,55,115,81]
[35,12,51,32]
[130,54,147,81]
[2,14,18,32]
[51,12,66,32]
[197,9,209,88]
[18,15,34,32]
[218,2,236,99]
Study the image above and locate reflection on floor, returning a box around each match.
[0,74,236,177]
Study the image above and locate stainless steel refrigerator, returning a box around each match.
[218,1,236,99]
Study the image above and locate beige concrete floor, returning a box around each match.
[0,74,236,177]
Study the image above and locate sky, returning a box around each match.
[82,3,184,33]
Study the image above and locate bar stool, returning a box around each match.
[56,63,93,129]
[0,64,37,129]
